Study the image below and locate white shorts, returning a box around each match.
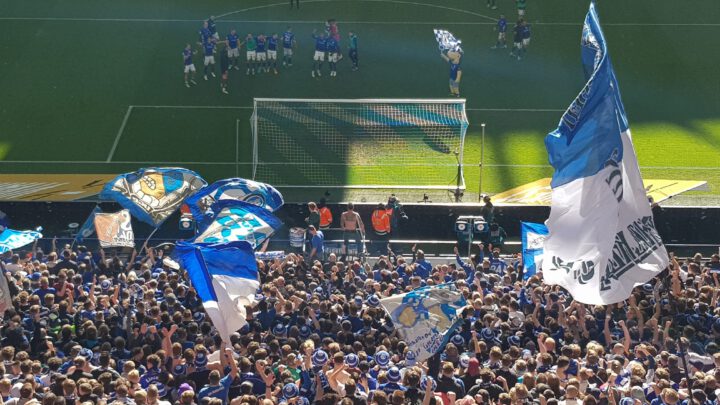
[204,55,215,65]
[498,32,506,41]
[283,48,293,56]
[268,50,277,60]
[256,52,267,61]
[328,52,338,63]
[246,50,256,61]
[313,50,325,61]
[518,9,526,16]
[212,32,220,40]
[228,47,239,58]
[184,64,196,73]
[522,38,531,47]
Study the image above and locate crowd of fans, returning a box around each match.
[1,237,720,405]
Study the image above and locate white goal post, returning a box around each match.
[250,98,469,190]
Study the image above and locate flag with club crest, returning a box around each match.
[192,200,282,248]
[185,178,284,221]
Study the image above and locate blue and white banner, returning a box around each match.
[433,29,463,54]
[75,206,102,243]
[380,283,466,363]
[175,240,260,342]
[521,222,548,280]
[0,228,42,254]
[100,167,207,226]
[192,200,282,248]
[185,178,284,221]
[542,3,668,305]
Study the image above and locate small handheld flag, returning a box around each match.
[433,29,463,54]
[521,222,548,280]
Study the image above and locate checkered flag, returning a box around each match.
[433,29,463,53]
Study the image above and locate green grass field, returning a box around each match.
[0,0,719,204]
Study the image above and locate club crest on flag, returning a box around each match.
[94,209,135,248]
[192,200,282,248]
[379,283,466,363]
[100,167,207,226]
[541,3,668,305]
[185,178,284,221]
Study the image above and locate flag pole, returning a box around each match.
[478,123,485,201]
[142,227,161,251]
[71,204,100,250]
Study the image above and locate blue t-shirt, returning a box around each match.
[282,31,295,48]
[313,35,327,52]
[33,287,56,302]
[256,37,266,52]
[198,374,233,405]
[311,231,325,255]
[326,37,338,53]
[498,18,507,32]
[183,49,193,65]
[268,37,278,51]
[227,33,239,49]
[199,27,212,43]
[208,19,217,35]
[415,260,432,279]
[450,63,461,81]
[489,257,507,275]
[203,41,215,56]
[520,25,531,39]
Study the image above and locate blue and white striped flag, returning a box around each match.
[433,29,463,53]
[542,3,667,305]
[192,200,281,248]
[521,222,548,280]
[175,240,260,342]
[0,228,42,254]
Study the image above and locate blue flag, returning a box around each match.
[542,3,667,305]
[185,178,284,221]
[0,228,43,253]
[521,222,548,280]
[379,283,466,363]
[175,240,259,342]
[100,167,207,226]
[75,206,102,243]
[192,200,282,248]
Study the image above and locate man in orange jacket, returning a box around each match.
[371,202,392,255]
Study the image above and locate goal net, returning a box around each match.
[251,98,469,190]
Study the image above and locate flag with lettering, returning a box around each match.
[380,283,466,363]
[521,222,548,280]
[94,209,135,248]
[100,167,207,226]
[542,3,668,305]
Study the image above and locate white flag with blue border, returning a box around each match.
[542,2,668,305]
[521,222,548,280]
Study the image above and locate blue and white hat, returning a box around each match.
[299,325,312,339]
[481,328,500,344]
[273,324,287,336]
[507,335,521,347]
[375,350,391,368]
[100,279,112,291]
[642,283,654,293]
[283,383,299,399]
[459,354,470,369]
[420,376,437,392]
[345,353,359,368]
[366,294,381,308]
[193,312,205,322]
[79,348,93,360]
[387,367,402,383]
[405,351,417,366]
[195,352,208,368]
[450,335,465,348]
[173,364,187,376]
[312,350,329,367]
[354,296,364,307]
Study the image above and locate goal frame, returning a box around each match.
[250,98,468,190]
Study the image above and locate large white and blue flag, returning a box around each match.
[380,283,466,363]
[185,178,284,221]
[192,200,282,248]
[175,240,259,342]
[433,29,463,54]
[100,167,207,226]
[542,3,668,305]
[0,228,42,254]
[521,222,548,280]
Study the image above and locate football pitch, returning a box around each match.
[1,0,719,205]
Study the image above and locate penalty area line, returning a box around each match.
[107,106,134,163]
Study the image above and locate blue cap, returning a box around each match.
[507,335,521,347]
[481,328,496,341]
[283,383,299,399]
[299,325,312,339]
[450,335,465,347]
[366,295,381,308]
[387,367,401,383]
[375,350,390,368]
[173,364,187,376]
[195,352,208,368]
[345,353,359,368]
[312,350,328,367]
[272,324,287,336]
[101,280,112,290]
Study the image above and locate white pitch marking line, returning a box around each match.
[132,105,253,109]
[106,105,134,163]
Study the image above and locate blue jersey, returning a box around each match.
[208,19,217,35]
[203,41,215,56]
[325,37,338,53]
[198,374,233,405]
[268,36,278,51]
[256,37,266,52]
[227,33,239,49]
[282,31,295,48]
[520,25,531,39]
[498,18,507,33]
[199,27,212,43]
[312,34,327,52]
[183,49,193,65]
[450,63,461,81]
